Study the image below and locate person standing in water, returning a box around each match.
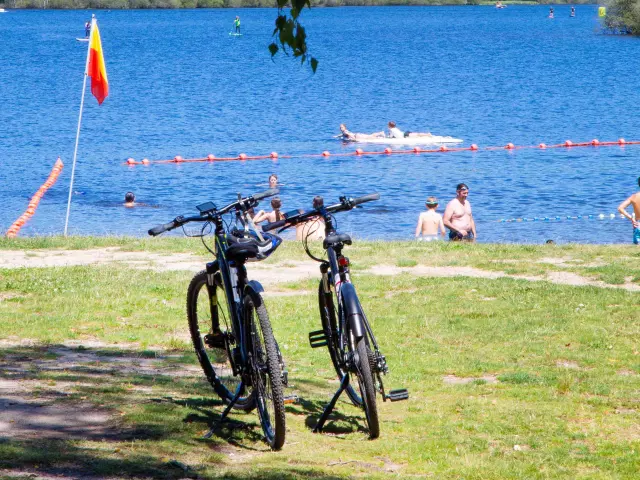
[443,183,476,241]
[548,7,554,18]
[415,196,446,241]
[570,6,576,17]
[233,16,241,34]
[617,177,640,244]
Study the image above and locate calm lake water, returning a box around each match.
[1,6,640,243]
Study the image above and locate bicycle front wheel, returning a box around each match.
[187,270,254,411]
[355,337,380,439]
[318,280,362,406]
[244,291,286,450]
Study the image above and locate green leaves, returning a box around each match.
[271,1,318,72]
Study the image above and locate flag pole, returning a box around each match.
[64,14,95,237]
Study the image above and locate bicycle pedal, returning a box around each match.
[308,330,328,348]
[283,394,299,405]
[386,389,409,402]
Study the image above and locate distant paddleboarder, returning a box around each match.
[548,7,554,18]
[233,16,241,34]
[570,6,575,17]
[85,20,91,38]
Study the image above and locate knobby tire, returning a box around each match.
[317,280,362,406]
[355,337,380,439]
[187,270,254,411]
[244,291,286,450]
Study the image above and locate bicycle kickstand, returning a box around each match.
[313,372,350,433]
[203,380,245,439]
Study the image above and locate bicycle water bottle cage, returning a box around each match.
[323,233,352,249]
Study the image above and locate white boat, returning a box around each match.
[0,8,7,12]
[341,135,463,145]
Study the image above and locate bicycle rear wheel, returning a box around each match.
[244,291,286,450]
[355,337,380,439]
[318,280,362,406]
[187,270,254,411]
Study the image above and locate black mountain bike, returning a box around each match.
[262,193,408,439]
[148,189,287,450]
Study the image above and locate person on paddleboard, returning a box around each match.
[233,16,241,34]
[338,124,385,141]
[85,21,91,38]
[387,121,433,139]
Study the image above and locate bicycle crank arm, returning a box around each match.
[384,388,409,402]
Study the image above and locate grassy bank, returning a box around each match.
[0,239,638,478]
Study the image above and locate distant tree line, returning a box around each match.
[602,0,640,34]
[0,0,591,9]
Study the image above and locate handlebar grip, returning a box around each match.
[262,219,287,232]
[352,193,380,206]
[253,188,280,201]
[148,220,178,236]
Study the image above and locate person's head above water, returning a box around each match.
[313,196,324,209]
[388,121,396,129]
[425,196,439,209]
[124,192,135,203]
[269,174,278,188]
[340,124,347,132]
[271,197,282,210]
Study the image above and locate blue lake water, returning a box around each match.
[1,6,640,243]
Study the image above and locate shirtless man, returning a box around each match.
[296,196,326,241]
[415,196,445,241]
[339,124,385,141]
[617,177,640,244]
[387,121,432,139]
[443,183,476,241]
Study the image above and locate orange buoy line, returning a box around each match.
[6,158,64,238]
[121,138,639,167]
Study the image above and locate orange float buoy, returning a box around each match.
[141,158,150,165]
[239,153,247,160]
[565,140,573,147]
[206,154,215,161]
[173,155,184,163]
[539,143,547,149]
[26,207,35,215]
[322,151,330,157]
[270,152,278,159]
[126,157,136,165]
[355,148,364,155]
[591,139,599,146]
[439,146,448,152]
[413,147,421,153]
[470,144,478,151]
[618,138,626,144]
[384,147,392,154]
[505,143,514,150]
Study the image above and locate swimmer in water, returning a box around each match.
[253,197,284,224]
[617,176,640,245]
[269,174,278,189]
[549,7,554,18]
[124,192,136,208]
[570,5,575,17]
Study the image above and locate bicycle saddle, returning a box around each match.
[323,233,352,249]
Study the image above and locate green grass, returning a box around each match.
[0,240,639,478]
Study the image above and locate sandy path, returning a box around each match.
[0,247,638,291]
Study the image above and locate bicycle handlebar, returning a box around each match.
[261,193,380,233]
[148,189,280,236]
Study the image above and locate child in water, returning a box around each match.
[415,196,446,241]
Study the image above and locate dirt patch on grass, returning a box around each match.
[1,247,639,291]
[443,374,499,385]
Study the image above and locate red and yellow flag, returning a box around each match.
[87,22,108,105]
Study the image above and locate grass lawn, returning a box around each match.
[0,238,638,479]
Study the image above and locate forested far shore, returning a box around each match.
[0,0,597,9]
